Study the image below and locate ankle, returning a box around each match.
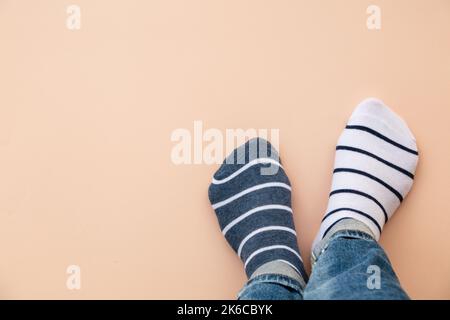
[250,260,307,288]
[311,218,375,267]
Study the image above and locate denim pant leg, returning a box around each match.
[304,230,409,300]
[238,274,304,300]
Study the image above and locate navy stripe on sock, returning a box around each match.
[336,145,415,179]
[333,167,403,202]
[321,207,383,235]
[322,217,349,238]
[345,125,418,155]
[329,189,388,223]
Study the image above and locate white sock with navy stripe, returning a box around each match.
[313,98,419,249]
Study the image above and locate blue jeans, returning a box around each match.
[238,230,409,300]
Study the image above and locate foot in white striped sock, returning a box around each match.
[313,98,419,248]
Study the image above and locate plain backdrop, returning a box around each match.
[0,0,449,299]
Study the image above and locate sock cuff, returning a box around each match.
[250,260,307,288]
[311,218,376,267]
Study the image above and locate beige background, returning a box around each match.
[0,0,449,299]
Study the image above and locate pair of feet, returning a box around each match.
[208,98,419,285]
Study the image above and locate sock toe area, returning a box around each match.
[350,98,418,151]
[208,137,285,204]
[211,137,280,180]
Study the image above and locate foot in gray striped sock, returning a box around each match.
[208,138,307,283]
[313,98,419,249]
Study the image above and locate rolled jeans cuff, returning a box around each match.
[237,273,304,300]
[311,229,376,267]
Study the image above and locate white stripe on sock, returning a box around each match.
[244,245,302,270]
[212,158,283,185]
[212,182,291,210]
[222,205,293,236]
[237,226,297,258]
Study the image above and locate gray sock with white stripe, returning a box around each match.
[208,138,307,284]
[313,98,419,250]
